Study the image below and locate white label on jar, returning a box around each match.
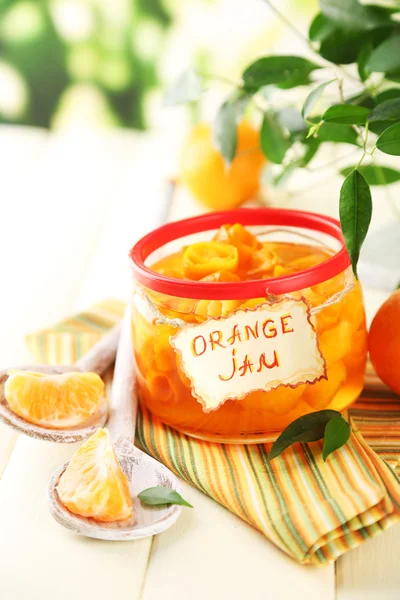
[170,298,327,412]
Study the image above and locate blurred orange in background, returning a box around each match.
[179,121,266,210]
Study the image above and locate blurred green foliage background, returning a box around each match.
[0,0,317,130]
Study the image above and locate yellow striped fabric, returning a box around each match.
[27,300,400,565]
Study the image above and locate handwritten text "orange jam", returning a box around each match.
[170,299,325,412]
[190,314,294,382]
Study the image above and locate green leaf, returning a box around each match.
[306,123,320,139]
[319,25,392,65]
[357,42,373,82]
[376,89,400,104]
[301,138,320,165]
[213,99,238,165]
[138,486,193,508]
[242,56,321,90]
[319,29,365,64]
[309,13,336,42]
[260,113,290,164]
[275,73,312,90]
[387,72,400,83]
[323,104,370,124]
[340,164,400,185]
[268,410,341,460]
[345,91,377,109]
[320,0,392,31]
[369,90,400,135]
[369,121,394,136]
[369,97,400,122]
[322,417,351,461]
[302,79,336,119]
[339,169,373,276]
[273,139,321,185]
[163,67,203,106]
[367,34,400,73]
[212,90,252,164]
[318,122,360,145]
[231,89,253,120]
[376,122,400,155]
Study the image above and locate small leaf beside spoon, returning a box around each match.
[138,486,193,508]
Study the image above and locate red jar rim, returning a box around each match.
[129,208,350,299]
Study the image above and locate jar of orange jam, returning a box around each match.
[130,208,367,443]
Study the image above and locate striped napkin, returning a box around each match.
[26,300,400,565]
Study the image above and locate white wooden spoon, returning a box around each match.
[0,323,121,443]
[47,309,183,541]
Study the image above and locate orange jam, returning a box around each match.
[130,210,367,442]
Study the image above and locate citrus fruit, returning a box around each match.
[214,223,262,272]
[183,241,238,280]
[369,290,400,394]
[318,320,353,363]
[5,370,105,429]
[201,270,241,282]
[57,428,133,522]
[179,122,266,210]
[244,385,304,415]
[303,361,346,409]
[247,247,277,278]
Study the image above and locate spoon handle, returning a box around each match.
[74,322,122,375]
[107,307,137,443]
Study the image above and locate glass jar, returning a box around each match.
[130,208,367,443]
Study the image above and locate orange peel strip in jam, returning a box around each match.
[183,241,239,280]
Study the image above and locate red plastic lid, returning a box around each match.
[129,208,350,300]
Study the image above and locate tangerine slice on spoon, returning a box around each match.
[5,370,105,429]
[57,428,134,523]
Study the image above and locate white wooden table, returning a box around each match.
[0,127,399,599]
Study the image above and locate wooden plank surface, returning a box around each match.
[0,127,399,599]
[0,129,160,600]
[337,522,400,599]
[0,426,17,479]
[142,482,334,600]
[0,435,153,600]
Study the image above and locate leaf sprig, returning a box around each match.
[268,409,351,462]
[138,486,193,508]
[165,0,400,276]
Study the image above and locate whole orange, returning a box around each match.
[179,121,266,210]
[368,290,400,394]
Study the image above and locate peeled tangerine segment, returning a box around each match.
[57,428,134,522]
[214,223,261,250]
[201,270,241,283]
[303,361,347,409]
[4,370,105,429]
[244,384,304,415]
[195,298,242,319]
[148,372,177,405]
[318,320,353,363]
[183,241,238,280]
[248,247,277,278]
